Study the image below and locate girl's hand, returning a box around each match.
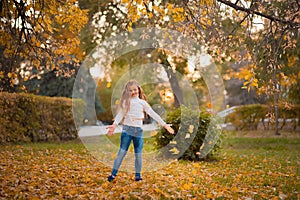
[164,124,175,134]
[106,124,116,136]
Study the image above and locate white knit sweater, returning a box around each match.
[113,97,166,127]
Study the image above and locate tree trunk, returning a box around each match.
[274,83,280,135]
[159,52,184,108]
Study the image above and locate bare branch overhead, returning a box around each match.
[217,0,300,28]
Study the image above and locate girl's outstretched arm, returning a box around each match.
[163,124,175,134]
[106,124,116,136]
[143,101,175,134]
[106,108,124,136]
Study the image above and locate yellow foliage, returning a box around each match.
[200,0,214,6]
[287,54,297,67]
[1,0,88,76]
[148,12,153,18]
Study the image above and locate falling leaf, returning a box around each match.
[206,102,212,109]
[188,125,194,133]
[169,147,179,155]
[169,140,177,144]
[106,82,111,88]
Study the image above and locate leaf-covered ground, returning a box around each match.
[1,131,299,199]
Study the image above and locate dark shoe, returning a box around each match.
[134,177,143,181]
[107,175,115,182]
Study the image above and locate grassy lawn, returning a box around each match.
[1,131,299,199]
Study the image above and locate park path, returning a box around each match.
[78,123,157,137]
[78,108,238,137]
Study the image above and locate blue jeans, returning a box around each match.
[111,125,143,177]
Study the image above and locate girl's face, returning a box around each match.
[129,85,139,98]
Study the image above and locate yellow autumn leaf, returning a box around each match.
[148,12,153,18]
[244,74,251,80]
[193,163,200,167]
[189,24,195,29]
[169,140,177,144]
[252,78,258,88]
[169,147,179,154]
[182,182,192,190]
[207,102,212,109]
[106,82,111,88]
[127,25,133,32]
[207,0,214,6]
[185,133,191,139]
[188,125,194,133]
[167,3,173,10]
[0,71,4,78]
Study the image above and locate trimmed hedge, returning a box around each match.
[154,106,222,161]
[0,92,85,144]
[226,104,300,131]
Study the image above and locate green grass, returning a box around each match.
[78,131,156,153]
[223,137,300,151]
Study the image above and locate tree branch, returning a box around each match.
[216,0,300,28]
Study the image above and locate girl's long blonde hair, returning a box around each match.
[119,80,147,114]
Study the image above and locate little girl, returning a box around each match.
[106,79,174,182]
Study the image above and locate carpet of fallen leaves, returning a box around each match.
[1,137,299,199]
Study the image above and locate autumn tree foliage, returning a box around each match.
[119,0,299,95]
[105,0,299,134]
[88,0,299,103]
[88,1,212,108]
[0,0,88,92]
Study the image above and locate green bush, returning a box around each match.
[226,104,267,130]
[154,106,222,161]
[226,104,300,130]
[0,92,85,144]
